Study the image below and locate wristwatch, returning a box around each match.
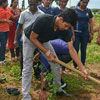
[41,87,46,91]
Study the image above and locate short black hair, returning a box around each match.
[28,0,38,4]
[0,0,7,5]
[58,8,78,27]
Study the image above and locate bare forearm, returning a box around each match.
[15,24,23,40]
[68,42,85,72]
[31,38,48,54]
[98,25,100,39]
[11,14,19,20]
[0,19,8,23]
[89,18,94,35]
[90,23,93,35]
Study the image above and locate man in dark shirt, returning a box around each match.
[24,8,88,98]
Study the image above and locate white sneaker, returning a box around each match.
[0,61,5,66]
[61,83,67,89]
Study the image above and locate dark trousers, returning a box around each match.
[10,47,20,58]
[0,32,8,61]
[20,42,23,76]
[73,35,89,67]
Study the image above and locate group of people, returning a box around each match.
[0,0,21,64]
[0,0,99,100]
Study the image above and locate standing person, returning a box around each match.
[8,0,21,60]
[15,0,43,100]
[0,0,12,65]
[24,8,88,99]
[38,0,54,15]
[73,0,94,68]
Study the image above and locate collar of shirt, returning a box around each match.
[26,8,44,14]
[42,3,51,9]
[77,7,88,11]
[50,16,57,32]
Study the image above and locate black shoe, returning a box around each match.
[0,78,6,82]
[6,88,20,95]
[61,79,67,89]
[56,91,71,97]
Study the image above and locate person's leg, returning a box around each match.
[16,47,20,59]
[0,32,8,62]
[20,42,23,76]
[42,41,61,86]
[73,35,80,68]
[80,36,89,65]
[22,34,36,100]
[10,48,15,58]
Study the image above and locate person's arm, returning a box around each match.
[0,19,12,25]
[67,41,88,78]
[89,18,94,42]
[97,25,100,45]
[71,26,75,42]
[10,13,20,20]
[14,24,23,46]
[30,31,56,62]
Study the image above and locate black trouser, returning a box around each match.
[10,47,20,58]
[20,43,23,76]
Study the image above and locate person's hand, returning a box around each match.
[14,40,18,48]
[39,90,48,100]
[96,38,100,45]
[33,53,39,62]
[6,20,13,25]
[82,69,88,80]
[47,53,56,63]
[89,34,93,43]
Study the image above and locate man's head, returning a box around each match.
[0,0,8,8]
[59,0,68,9]
[43,0,52,8]
[28,0,38,12]
[57,8,78,30]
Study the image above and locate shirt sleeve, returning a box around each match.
[31,17,44,34]
[88,9,93,19]
[24,17,44,40]
[18,12,25,24]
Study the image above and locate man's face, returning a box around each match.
[43,0,52,8]
[29,0,37,11]
[58,17,72,31]
[80,0,88,9]
[59,0,68,8]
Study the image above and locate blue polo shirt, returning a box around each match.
[38,4,54,15]
[74,7,93,36]
[53,6,62,15]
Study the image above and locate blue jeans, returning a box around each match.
[73,35,89,67]
[0,32,8,61]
